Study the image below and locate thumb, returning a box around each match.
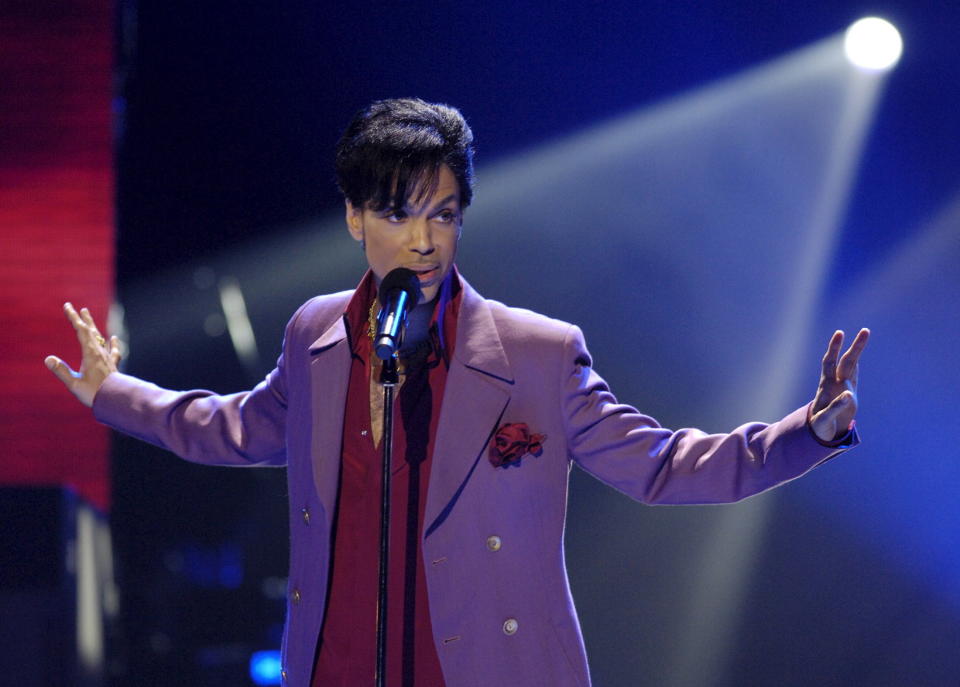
[820,390,855,419]
[45,355,77,387]
[811,390,854,441]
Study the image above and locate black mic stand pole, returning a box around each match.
[372,267,418,687]
[375,354,399,687]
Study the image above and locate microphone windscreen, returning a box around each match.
[377,267,422,305]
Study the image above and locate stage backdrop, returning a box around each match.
[0,0,114,512]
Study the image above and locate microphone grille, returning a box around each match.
[378,267,422,305]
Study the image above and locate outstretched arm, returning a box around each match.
[45,302,120,407]
[563,324,867,505]
[45,300,289,466]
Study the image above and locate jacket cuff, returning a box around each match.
[92,371,156,429]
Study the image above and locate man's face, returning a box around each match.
[346,164,462,303]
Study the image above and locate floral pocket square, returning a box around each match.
[489,422,546,468]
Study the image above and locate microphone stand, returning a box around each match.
[375,354,399,687]
[371,267,419,686]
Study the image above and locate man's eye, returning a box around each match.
[385,211,407,222]
[435,210,457,223]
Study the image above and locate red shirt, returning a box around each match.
[312,270,461,687]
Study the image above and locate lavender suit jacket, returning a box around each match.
[93,274,855,686]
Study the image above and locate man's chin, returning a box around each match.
[417,267,452,303]
[419,285,440,304]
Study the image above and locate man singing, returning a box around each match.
[46,98,869,686]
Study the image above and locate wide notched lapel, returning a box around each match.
[424,280,514,537]
[307,316,351,516]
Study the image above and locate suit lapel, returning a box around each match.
[424,279,514,537]
[307,315,351,515]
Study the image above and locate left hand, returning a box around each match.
[809,328,870,442]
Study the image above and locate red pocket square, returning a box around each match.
[489,422,546,468]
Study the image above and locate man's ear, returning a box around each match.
[345,201,364,242]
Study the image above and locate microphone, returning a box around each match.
[374,268,422,360]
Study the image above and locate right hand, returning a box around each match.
[45,302,122,407]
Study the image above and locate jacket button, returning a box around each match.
[486,535,501,552]
[291,589,301,604]
[502,618,518,635]
[302,507,311,525]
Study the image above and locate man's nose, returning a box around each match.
[408,218,434,254]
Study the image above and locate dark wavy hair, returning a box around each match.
[334,98,475,211]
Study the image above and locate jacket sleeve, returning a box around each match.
[88,304,309,468]
[560,324,857,504]
[92,368,287,467]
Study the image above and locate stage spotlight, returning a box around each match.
[844,17,902,71]
[249,650,282,685]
